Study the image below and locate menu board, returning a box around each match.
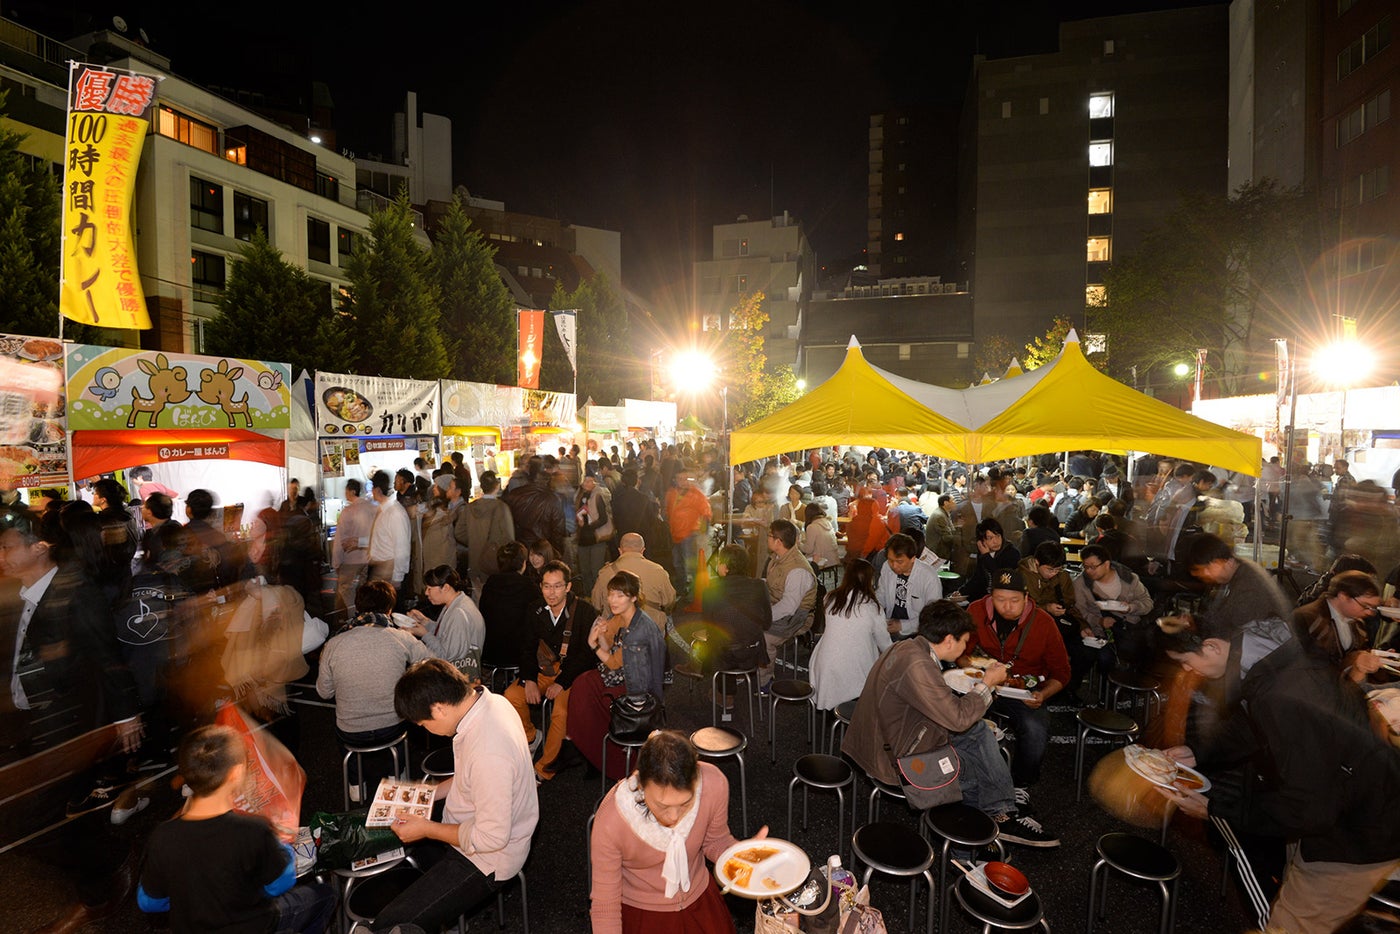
[0,334,66,488]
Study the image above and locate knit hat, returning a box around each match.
[990,569,1026,593]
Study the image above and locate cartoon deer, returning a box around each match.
[127,354,192,428]
[196,359,252,428]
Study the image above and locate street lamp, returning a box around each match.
[1313,338,1374,460]
[1172,362,1191,378]
[669,348,731,543]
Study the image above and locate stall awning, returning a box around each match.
[72,429,285,480]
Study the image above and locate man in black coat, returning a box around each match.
[477,541,542,676]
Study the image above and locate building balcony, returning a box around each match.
[357,189,425,228]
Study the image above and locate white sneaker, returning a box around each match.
[528,731,544,756]
[1014,786,1030,808]
[111,791,150,825]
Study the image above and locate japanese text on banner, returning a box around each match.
[59,66,158,330]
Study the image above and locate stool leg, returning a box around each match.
[711,671,720,726]
[736,753,749,838]
[835,785,845,864]
[342,749,353,812]
[1162,877,1178,934]
[787,777,798,840]
[939,839,951,934]
[808,699,816,749]
[1098,862,1111,920]
[520,871,529,934]
[921,868,935,934]
[1075,724,1088,803]
[601,736,609,796]
[802,784,810,829]
[1087,860,1103,933]
[908,876,916,932]
[869,785,880,823]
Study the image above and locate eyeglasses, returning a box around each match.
[542,581,569,591]
[1081,561,1106,571]
[1349,595,1381,612]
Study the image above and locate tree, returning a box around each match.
[717,291,800,425]
[0,90,60,338]
[205,229,352,375]
[1022,316,1071,369]
[972,335,1016,381]
[342,191,448,379]
[1093,179,1320,394]
[431,196,514,384]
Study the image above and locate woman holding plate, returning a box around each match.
[590,730,766,934]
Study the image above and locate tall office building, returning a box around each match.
[959,6,1229,351]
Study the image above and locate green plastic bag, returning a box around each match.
[308,809,403,869]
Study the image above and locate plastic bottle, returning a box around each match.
[824,856,858,915]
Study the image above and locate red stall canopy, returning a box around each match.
[71,429,285,480]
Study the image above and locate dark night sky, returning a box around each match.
[21,0,1218,314]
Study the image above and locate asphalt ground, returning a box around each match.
[0,601,1280,934]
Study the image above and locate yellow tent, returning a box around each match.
[968,333,1262,476]
[729,338,971,464]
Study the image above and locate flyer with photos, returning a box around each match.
[364,777,437,827]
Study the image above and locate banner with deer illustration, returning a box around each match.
[65,345,292,431]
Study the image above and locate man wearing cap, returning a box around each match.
[1095,462,1133,509]
[965,568,1071,810]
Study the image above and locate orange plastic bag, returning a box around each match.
[216,703,306,842]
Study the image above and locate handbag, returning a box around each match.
[536,639,562,678]
[895,732,963,809]
[609,692,664,742]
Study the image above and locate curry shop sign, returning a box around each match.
[65,345,292,431]
[157,443,230,462]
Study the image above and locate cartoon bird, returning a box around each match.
[257,370,283,391]
[89,367,122,402]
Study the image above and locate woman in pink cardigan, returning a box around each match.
[589,730,767,933]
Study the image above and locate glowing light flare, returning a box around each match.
[1312,340,1373,387]
[795,379,807,391]
[670,350,719,393]
[1172,362,1190,377]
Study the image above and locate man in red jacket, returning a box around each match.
[964,569,1071,811]
[665,472,712,600]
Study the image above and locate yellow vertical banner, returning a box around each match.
[59,65,159,330]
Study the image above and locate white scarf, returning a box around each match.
[613,773,703,899]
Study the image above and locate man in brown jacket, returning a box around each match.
[842,600,1060,847]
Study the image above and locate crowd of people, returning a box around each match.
[2,438,1399,933]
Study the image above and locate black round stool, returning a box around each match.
[1108,670,1162,726]
[851,821,936,934]
[420,745,454,780]
[340,860,419,933]
[953,874,1048,932]
[865,775,908,823]
[1074,707,1140,802]
[922,803,1006,934]
[769,679,816,764]
[1086,832,1181,934]
[691,726,749,836]
[787,753,854,862]
[827,698,857,754]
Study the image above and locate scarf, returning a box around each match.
[613,773,703,899]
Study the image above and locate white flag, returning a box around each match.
[553,310,578,373]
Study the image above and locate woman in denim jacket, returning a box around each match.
[565,570,667,780]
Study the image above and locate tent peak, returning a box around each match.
[847,335,861,349]
[1065,328,1080,344]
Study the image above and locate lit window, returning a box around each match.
[739,238,749,256]
[1001,101,1011,119]
[1040,97,1050,115]
[225,145,246,165]
[1089,93,1114,119]
[159,106,218,154]
[894,232,905,241]
[190,177,223,233]
[1086,285,1107,306]
[1089,142,1113,166]
[1087,237,1112,262]
[1087,189,1113,214]
[898,344,911,361]
[1103,40,1115,55]
[1084,332,1108,354]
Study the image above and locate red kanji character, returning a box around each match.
[106,75,156,116]
[110,147,131,162]
[120,297,140,312]
[105,205,122,220]
[116,118,140,133]
[73,70,114,111]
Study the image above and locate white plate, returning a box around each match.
[1124,748,1212,794]
[1376,606,1400,620]
[1095,600,1130,613]
[714,838,811,900]
[391,613,417,629]
[943,668,1037,699]
[1082,636,1108,649]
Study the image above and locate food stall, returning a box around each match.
[314,371,440,530]
[64,344,292,528]
[440,379,518,487]
[520,389,578,459]
[622,398,677,448]
[0,333,67,500]
[583,404,627,457]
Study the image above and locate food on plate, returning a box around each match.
[733,846,777,863]
[1125,744,1179,785]
[0,446,39,477]
[1173,773,1206,791]
[20,338,62,361]
[763,877,780,889]
[1001,674,1039,691]
[963,669,984,680]
[322,387,373,422]
[723,858,753,888]
[966,654,1000,670]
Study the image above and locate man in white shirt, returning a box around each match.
[367,470,411,598]
[333,478,377,619]
[877,533,943,636]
